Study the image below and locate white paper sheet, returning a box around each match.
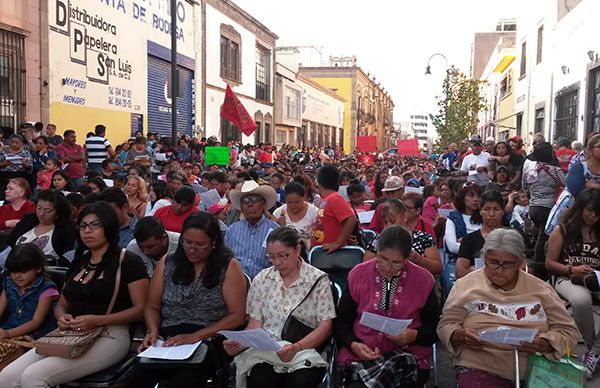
[200,189,221,209]
[154,153,167,161]
[103,179,114,187]
[468,170,478,176]
[359,312,412,336]
[358,210,375,224]
[437,208,453,218]
[479,328,538,345]
[474,258,485,269]
[404,186,423,195]
[137,339,202,360]
[219,329,282,351]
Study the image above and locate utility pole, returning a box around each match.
[170,0,178,146]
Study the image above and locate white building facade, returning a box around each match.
[515,0,600,148]
[202,0,277,144]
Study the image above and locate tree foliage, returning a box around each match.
[430,66,488,149]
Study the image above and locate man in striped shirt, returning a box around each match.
[84,124,115,172]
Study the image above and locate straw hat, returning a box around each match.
[230,180,278,210]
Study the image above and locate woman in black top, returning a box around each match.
[456,190,505,279]
[0,201,149,387]
[7,189,76,266]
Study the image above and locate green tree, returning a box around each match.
[430,66,488,148]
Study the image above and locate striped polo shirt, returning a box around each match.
[84,135,111,165]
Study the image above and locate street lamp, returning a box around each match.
[425,53,450,132]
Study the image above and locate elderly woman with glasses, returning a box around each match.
[116,212,247,388]
[223,227,336,388]
[437,228,580,387]
[334,225,440,388]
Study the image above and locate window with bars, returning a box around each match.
[588,68,600,135]
[0,29,25,132]
[256,46,270,102]
[555,88,578,141]
[520,41,527,78]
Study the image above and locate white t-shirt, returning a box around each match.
[460,152,491,186]
[17,228,58,259]
[127,231,180,276]
[273,203,319,247]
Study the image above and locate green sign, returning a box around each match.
[205,146,230,166]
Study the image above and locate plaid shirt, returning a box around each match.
[348,351,418,388]
[0,148,31,172]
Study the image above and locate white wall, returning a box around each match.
[514,3,556,147]
[551,0,600,141]
[204,3,274,140]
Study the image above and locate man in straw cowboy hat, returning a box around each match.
[225,180,279,279]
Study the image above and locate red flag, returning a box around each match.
[220,84,257,137]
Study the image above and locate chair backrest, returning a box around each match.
[244,273,251,292]
[330,281,342,306]
[47,266,69,292]
[308,246,365,271]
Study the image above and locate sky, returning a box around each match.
[232,0,541,121]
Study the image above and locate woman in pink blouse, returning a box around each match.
[334,225,440,387]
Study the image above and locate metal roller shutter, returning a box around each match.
[147,55,193,138]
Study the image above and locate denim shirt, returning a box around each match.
[2,276,58,338]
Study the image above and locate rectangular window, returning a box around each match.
[534,107,544,133]
[516,112,523,137]
[536,26,543,64]
[220,35,240,82]
[555,88,578,141]
[520,42,527,78]
[285,87,301,121]
[255,46,271,102]
[500,71,512,99]
[0,29,25,132]
[275,129,287,144]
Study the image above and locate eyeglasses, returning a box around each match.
[181,239,213,251]
[265,252,290,263]
[241,196,265,206]
[77,220,103,231]
[485,260,518,270]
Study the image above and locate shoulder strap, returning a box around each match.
[105,249,126,316]
[290,274,327,315]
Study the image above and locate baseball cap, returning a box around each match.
[470,134,483,146]
[381,176,404,192]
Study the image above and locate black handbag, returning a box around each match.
[281,275,327,351]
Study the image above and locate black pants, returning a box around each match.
[529,205,551,263]
[113,361,211,388]
[247,363,325,388]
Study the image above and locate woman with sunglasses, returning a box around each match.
[438,228,579,387]
[334,225,440,387]
[116,212,247,388]
[0,201,149,387]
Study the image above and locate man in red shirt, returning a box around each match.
[154,186,198,233]
[311,165,357,251]
[55,130,85,187]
